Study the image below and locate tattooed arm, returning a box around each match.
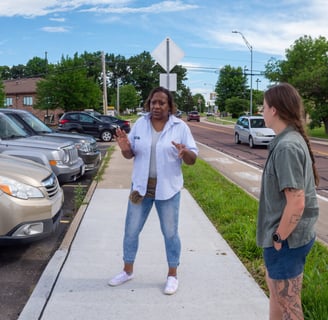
[274,188,305,249]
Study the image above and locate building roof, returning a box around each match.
[3,77,42,95]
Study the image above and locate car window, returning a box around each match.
[241,118,249,128]
[22,113,52,132]
[251,118,265,128]
[0,115,28,138]
[67,113,79,121]
[80,114,95,123]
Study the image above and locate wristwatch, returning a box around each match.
[272,232,283,243]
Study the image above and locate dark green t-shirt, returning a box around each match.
[257,127,319,248]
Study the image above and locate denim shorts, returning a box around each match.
[264,237,315,280]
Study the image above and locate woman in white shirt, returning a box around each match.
[108,86,198,295]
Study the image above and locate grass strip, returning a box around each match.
[182,159,328,320]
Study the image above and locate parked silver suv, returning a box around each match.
[0,113,85,184]
[0,109,101,172]
[0,154,64,244]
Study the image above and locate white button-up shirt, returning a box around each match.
[128,114,198,200]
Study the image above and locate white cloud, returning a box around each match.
[82,0,198,14]
[49,17,66,22]
[41,26,70,32]
[0,0,197,17]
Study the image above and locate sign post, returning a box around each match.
[152,37,184,91]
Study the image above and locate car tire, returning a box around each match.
[101,130,113,142]
[69,129,80,134]
[249,136,255,148]
[234,133,241,144]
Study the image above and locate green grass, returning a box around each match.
[182,159,328,319]
[307,126,328,139]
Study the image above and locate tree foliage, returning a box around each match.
[264,35,328,133]
[174,84,193,113]
[111,84,140,113]
[215,65,248,112]
[35,54,102,112]
[2,50,190,114]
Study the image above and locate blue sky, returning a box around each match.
[1,0,328,100]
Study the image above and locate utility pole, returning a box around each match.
[101,51,107,115]
[232,31,253,115]
[116,80,120,116]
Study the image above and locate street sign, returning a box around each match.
[160,73,177,91]
[152,37,184,72]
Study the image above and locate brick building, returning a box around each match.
[3,77,64,124]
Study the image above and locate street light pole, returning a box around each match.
[232,30,253,115]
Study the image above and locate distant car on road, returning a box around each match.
[234,115,276,148]
[58,111,118,142]
[0,109,101,172]
[137,111,148,117]
[0,154,64,244]
[175,110,183,118]
[187,111,200,122]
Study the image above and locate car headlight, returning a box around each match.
[254,131,265,137]
[76,142,92,153]
[0,176,44,199]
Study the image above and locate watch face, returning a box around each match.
[272,233,282,243]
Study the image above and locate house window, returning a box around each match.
[23,96,33,106]
[5,97,13,106]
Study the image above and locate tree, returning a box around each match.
[35,54,102,112]
[214,65,247,113]
[264,35,328,133]
[192,93,205,112]
[0,66,11,80]
[127,51,162,103]
[111,84,140,113]
[174,85,193,113]
[25,57,49,77]
[225,97,249,118]
[10,64,26,79]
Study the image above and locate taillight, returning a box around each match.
[59,119,69,124]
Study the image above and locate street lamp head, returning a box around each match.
[232,30,239,34]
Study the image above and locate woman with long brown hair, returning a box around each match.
[257,83,319,319]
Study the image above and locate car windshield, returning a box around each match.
[21,113,52,133]
[0,114,29,139]
[250,118,265,128]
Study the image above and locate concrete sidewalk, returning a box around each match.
[19,144,269,320]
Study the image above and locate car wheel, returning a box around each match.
[249,136,255,148]
[234,133,241,144]
[101,130,113,142]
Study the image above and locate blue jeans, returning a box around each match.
[123,192,181,268]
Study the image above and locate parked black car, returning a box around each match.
[84,111,131,133]
[58,111,118,142]
[0,109,101,172]
[95,115,131,133]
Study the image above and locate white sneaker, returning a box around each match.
[108,271,134,287]
[164,276,179,295]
